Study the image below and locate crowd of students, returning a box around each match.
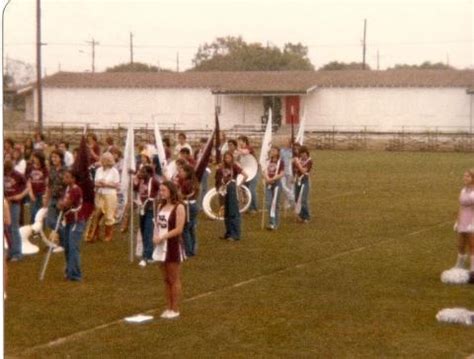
[3,130,314,317]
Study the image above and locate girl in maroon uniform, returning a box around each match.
[134,165,160,267]
[292,146,312,223]
[4,160,28,261]
[177,164,199,257]
[26,151,49,224]
[153,181,186,319]
[58,170,87,281]
[215,152,248,241]
[263,146,285,230]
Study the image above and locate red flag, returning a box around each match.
[194,129,215,182]
[214,112,221,164]
[72,135,95,219]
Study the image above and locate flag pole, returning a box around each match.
[129,173,134,263]
[261,182,266,229]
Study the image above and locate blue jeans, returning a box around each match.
[224,182,241,239]
[294,176,310,221]
[265,182,282,227]
[183,202,198,256]
[198,170,209,210]
[47,198,64,247]
[139,208,154,261]
[8,202,22,260]
[61,221,85,281]
[30,194,44,224]
[245,172,259,211]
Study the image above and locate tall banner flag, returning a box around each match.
[214,112,221,164]
[259,108,273,172]
[295,110,306,145]
[195,129,215,181]
[153,119,168,174]
[72,135,95,219]
[120,123,136,206]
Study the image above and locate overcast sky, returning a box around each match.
[2,0,473,75]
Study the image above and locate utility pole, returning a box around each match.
[86,38,99,73]
[362,19,367,70]
[446,53,450,67]
[130,32,134,64]
[176,52,180,72]
[36,0,43,132]
[377,49,380,70]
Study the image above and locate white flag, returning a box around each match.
[153,119,168,171]
[295,110,305,145]
[259,108,273,172]
[120,123,136,196]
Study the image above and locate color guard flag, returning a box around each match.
[295,110,305,145]
[259,108,273,172]
[120,123,136,202]
[153,119,168,172]
[195,129,215,181]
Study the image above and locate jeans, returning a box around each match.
[61,221,85,281]
[265,182,282,227]
[198,169,209,210]
[281,174,295,206]
[139,208,154,261]
[8,202,22,260]
[245,171,259,211]
[294,176,310,221]
[224,182,241,239]
[183,202,198,256]
[30,193,44,224]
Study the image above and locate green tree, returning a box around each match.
[389,61,453,70]
[106,62,171,72]
[319,61,371,70]
[191,36,314,71]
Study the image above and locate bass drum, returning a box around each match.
[202,186,252,220]
[237,154,258,185]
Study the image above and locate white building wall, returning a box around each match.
[220,96,263,128]
[40,88,217,130]
[305,88,472,132]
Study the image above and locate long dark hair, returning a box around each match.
[182,164,200,197]
[159,180,181,207]
[31,150,46,169]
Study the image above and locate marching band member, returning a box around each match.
[280,138,295,209]
[215,151,248,241]
[153,181,186,319]
[58,141,74,168]
[263,146,285,230]
[45,150,67,235]
[237,136,258,214]
[452,169,474,282]
[26,151,49,224]
[226,139,238,157]
[4,160,28,261]
[134,165,160,267]
[87,153,120,243]
[178,147,196,167]
[174,132,193,156]
[177,164,200,257]
[292,146,312,223]
[58,170,87,281]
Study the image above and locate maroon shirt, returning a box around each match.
[4,170,26,203]
[62,184,86,224]
[293,157,313,177]
[178,178,198,200]
[26,166,49,195]
[267,159,284,179]
[135,177,159,205]
[215,163,242,187]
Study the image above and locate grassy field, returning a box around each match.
[4,150,474,358]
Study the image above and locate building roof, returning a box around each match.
[28,70,474,94]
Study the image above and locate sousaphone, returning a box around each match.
[202,154,258,220]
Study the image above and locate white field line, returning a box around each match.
[20,219,451,356]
